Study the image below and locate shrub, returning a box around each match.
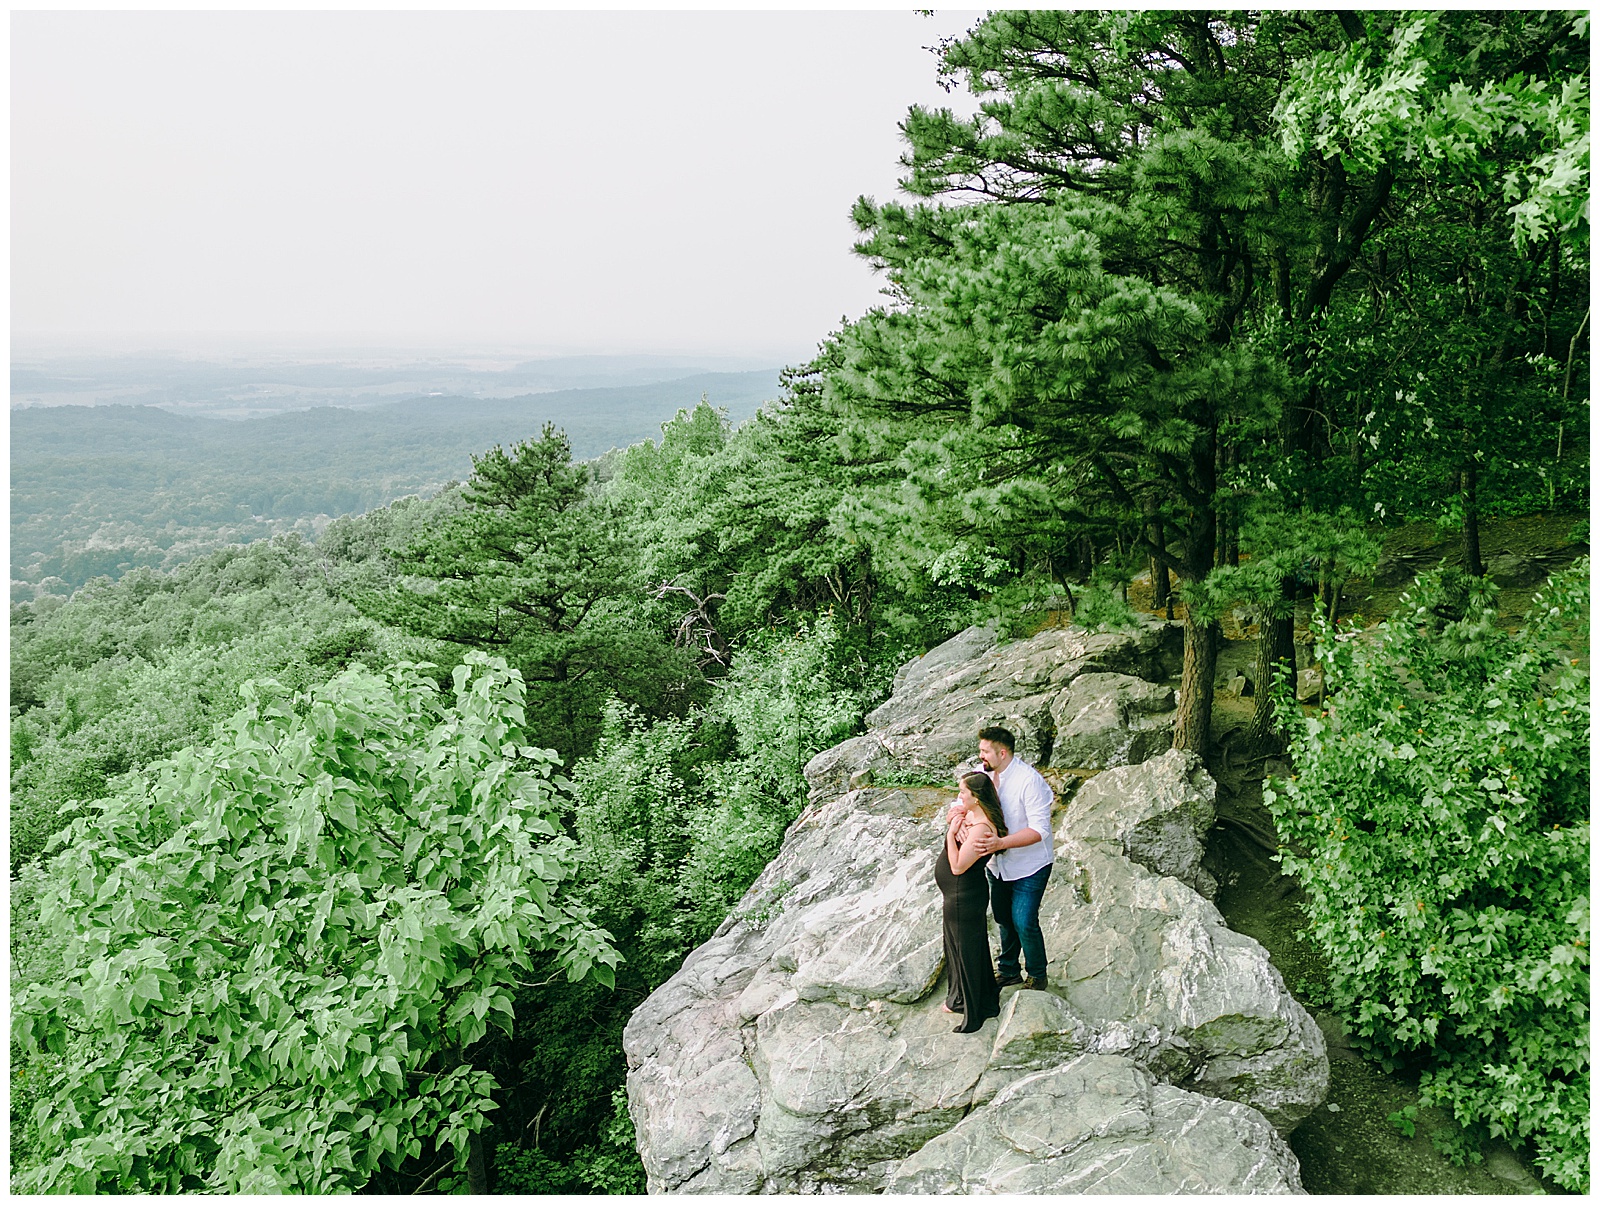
[492,1088,645,1194]
[1265,562,1589,1190]
[11,654,618,1192]
[500,614,890,1185]
[681,615,883,930]
[566,614,885,982]
[568,700,707,989]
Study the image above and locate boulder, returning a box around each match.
[972,989,1098,1105]
[627,620,1324,1193]
[1314,1010,1361,1064]
[627,785,1325,1191]
[888,1055,1305,1194]
[728,791,946,1008]
[805,618,1181,796]
[623,939,766,1192]
[802,733,898,802]
[1041,838,1327,1131]
[1048,672,1174,770]
[1066,748,1218,898]
[888,622,998,698]
[1295,665,1324,703]
[1372,553,1424,587]
[1485,552,1545,588]
[750,995,993,1190]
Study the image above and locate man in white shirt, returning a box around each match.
[969,725,1054,990]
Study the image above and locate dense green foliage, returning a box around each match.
[390,398,946,1189]
[1265,565,1590,1190]
[603,386,956,655]
[9,8,1590,1193]
[9,533,442,873]
[487,620,884,1184]
[12,654,619,1192]
[572,617,884,972]
[9,389,949,1192]
[809,9,1588,752]
[359,425,699,759]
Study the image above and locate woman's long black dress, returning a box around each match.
[935,839,999,1033]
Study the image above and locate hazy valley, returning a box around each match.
[11,356,782,599]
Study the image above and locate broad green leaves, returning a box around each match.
[10,534,429,872]
[1266,563,1590,1190]
[1275,15,1437,170]
[12,652,618,1192]
[1276,11,1589,249]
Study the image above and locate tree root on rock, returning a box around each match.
[1213,813,1281,857]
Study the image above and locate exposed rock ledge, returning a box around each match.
[624,620,1326,1194]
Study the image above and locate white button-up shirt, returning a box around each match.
[987,757,1055,881]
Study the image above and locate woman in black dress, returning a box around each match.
[936,771,1008,1033]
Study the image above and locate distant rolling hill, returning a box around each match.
[11,370,780,598]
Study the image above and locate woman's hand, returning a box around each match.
[951,820,995,873]
[968,829,1001,857]
[947,802,968,833]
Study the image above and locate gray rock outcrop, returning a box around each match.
[1295,665,1325,703]
[1485,552,1546,587]
[625,621,1324,1194]
[803,618,1182,797]
[889,1054,1304,1194]
[1066,750,1218,898]
[1049,671,1177,770]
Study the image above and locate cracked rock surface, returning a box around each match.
[802,617,1183,796]
[889,1054,1305,1194]
[624,622,1323,1193]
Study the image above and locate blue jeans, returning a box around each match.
[989,863,1051,980]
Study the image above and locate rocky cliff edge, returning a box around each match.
[623,618,1327,1193]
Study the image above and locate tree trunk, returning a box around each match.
[466,1132,489,1195]
[1152,545,1170,610]
[1245,579,1298,750]
[1146,500,1170,611]
[1172,434,1218,755]
[437,1043,491,1193]
[1462,461,1484,577]
[1224,442,1240,567]
[861,554,875,658]
[1173,609,1219,754]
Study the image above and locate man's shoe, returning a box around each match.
[1021,975,1048,991]
[996,972,1024,988]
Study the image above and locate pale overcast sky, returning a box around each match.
[12,9,985,362]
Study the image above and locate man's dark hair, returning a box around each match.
[977,725,1015,752]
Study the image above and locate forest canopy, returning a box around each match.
[11,9,1589,1196]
